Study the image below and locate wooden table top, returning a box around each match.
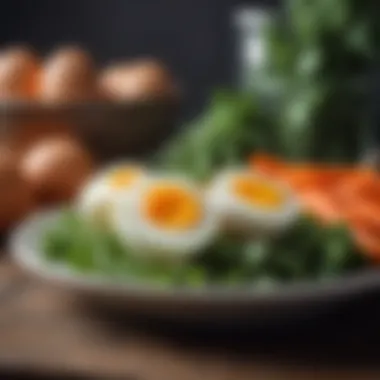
[1,257,380,380]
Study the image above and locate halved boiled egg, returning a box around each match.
[206,169,300,237]
[76,162,146,229]
[111,176,220,262]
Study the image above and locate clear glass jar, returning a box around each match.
[233,6,272,90]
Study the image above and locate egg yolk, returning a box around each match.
[144,184,203,230]
[233,176,284,210]
[108,167,141,189]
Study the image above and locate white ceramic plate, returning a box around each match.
[9,209,380,322]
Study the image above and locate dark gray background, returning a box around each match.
[0,0,278,118]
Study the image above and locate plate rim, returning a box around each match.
[8,208,380,304]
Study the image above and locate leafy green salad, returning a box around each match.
[43,209,366,288]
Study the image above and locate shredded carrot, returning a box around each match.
[249,152,380,260]
[297,190,343,224]
[352,227,380,262]
[249,153,285,174]
[344,200,380,232]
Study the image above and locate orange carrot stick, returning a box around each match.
[250,153,380,260]
[297,190,343,224]
[352,227,380,262]
[249,153,286,176]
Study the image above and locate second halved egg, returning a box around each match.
[206,169,300,238]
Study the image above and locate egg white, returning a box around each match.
[76,162,146,229]
[205,168,300,237]
[111,175,221,263]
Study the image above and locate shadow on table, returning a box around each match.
[78,288,380,370]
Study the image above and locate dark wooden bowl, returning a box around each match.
[0,99,180,161]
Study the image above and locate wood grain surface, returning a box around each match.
[1,258,380,380]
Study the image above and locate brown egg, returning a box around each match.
[0,146,34,230]
[40,46,97,103]
[98,59,177,101]
[0,45,40,100]
[20,136,94,204]
[5,121,74,158]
